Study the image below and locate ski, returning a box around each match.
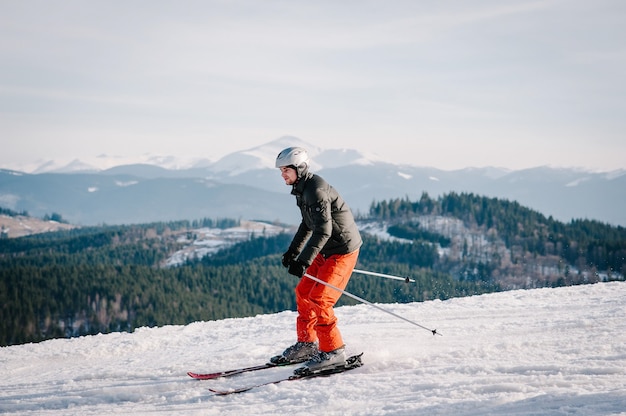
[187,357,305,380]
[208,353,363,395]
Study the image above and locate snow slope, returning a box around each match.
[1,282,625,415]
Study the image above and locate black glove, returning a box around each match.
[288,259,308,278]
[281,249,298,268]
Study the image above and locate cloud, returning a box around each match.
[1,0,625,171]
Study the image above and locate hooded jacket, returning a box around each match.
[288,169,362,266]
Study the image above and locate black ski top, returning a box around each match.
[288,171,362,266]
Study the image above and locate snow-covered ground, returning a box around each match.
[0,215,76,238]
[164,220,290,267]
[2,282,625,415]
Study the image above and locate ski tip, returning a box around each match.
[188,371,226,380]
[210,385,257,395]
[209,388,242,396]
[188,371,213,380]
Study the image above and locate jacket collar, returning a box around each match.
[291,171,312,195]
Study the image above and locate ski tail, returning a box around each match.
[295,352,363,377]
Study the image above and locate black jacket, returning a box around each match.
[289,171,362,266]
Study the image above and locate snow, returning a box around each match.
[1,282,625,415]
[165,221,290,267]
[565,177,591,187]
[115,180,139,187]
[357,222,411,244]
[605,170,626,180]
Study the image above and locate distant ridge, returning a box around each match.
[0,137,624,226]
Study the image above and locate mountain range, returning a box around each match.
[1,136,624,226]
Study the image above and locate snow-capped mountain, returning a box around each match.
[24,153,210,174]
[207,136,321,174]
[0,136,624,226]
[23,136,385,175]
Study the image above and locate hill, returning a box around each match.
[1,282,625,415]
[0,213,75,238]
[1,191,624,347]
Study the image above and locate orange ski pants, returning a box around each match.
[295,249,359,352]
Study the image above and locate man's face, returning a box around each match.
[279,166,298,185]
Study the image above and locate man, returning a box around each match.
[271,146,362,374]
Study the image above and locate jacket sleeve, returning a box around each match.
[296,186,332,266]
[289,221,311,254]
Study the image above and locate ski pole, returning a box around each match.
[352,268,416,283]
[304,272,441,336]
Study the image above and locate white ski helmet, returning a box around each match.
[275,147,309,177]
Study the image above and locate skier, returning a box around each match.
[271,146,362,373]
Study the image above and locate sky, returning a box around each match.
[1,0,625,172]
[1,281,625,414]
